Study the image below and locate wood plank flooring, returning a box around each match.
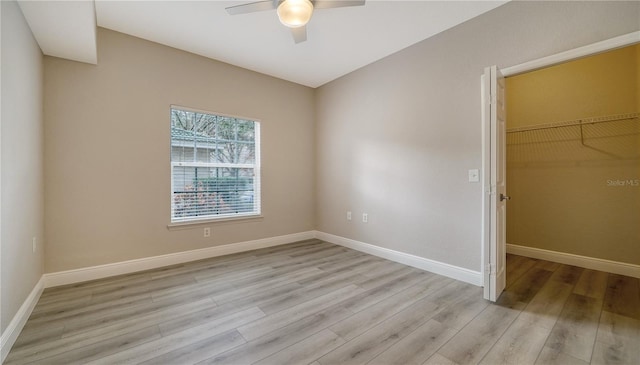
[6,240,640,364]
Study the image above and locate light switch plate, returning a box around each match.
[468,169,480,183]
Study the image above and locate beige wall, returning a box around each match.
[1,0,45,333]
[506,45,639,264]
[44,28,316,272]
[13,1,640,283]
[315,1,640,271]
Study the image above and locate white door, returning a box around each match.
[483,65,507,301]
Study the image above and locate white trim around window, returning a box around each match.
[169,105,261,225]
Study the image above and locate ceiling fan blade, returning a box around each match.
[225,1,277,15]
[312,0,365,9]
[291,26,307,43]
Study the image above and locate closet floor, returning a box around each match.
[5,241,640,364]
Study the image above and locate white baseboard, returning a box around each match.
[506,244,640,278]
[43,231,316,288]
[314,231,483,286]
[1,277,44,363]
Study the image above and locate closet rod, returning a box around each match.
[506,112,639,134]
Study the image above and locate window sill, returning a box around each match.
[167,214,264,230]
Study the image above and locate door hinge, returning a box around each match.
[486,263,495,275]
[489,184,496,196]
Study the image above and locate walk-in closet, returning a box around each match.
[505,44,639,267]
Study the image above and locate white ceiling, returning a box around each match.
[19,0,507,88]
[18,0,97,64]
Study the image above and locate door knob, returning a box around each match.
[500,193,511,201]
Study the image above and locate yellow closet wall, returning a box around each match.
[505,44,639,265]
[508,45,638,127]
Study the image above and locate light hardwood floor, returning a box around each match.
[6,240,640,364]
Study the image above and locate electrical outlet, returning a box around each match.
[204,227,211,237]
[32,237,36,253]
[347,211,352,221]
[362,213,368,223]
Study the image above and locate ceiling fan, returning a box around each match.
[226,0,366,44]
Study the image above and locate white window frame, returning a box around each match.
[169,105,261,226]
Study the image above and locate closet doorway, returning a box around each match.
[504,44,639,275]
[482,32,640,302]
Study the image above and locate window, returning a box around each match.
[170,106,260,223]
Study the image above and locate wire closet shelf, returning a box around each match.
[506,112,640,163]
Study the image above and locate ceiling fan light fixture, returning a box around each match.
[277,0,314,28]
